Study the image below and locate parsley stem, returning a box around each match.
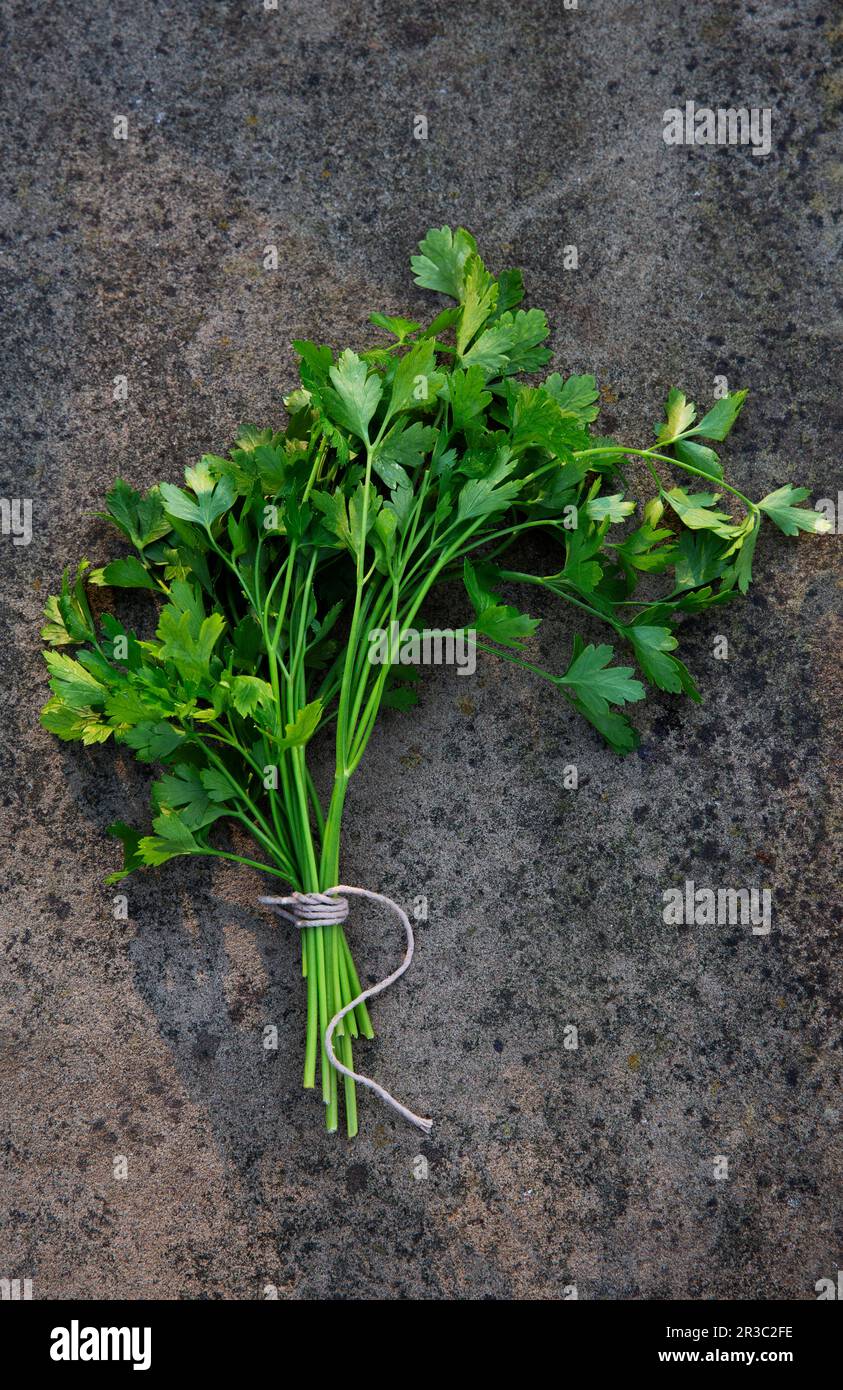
[203,849,290,879]
[499,568,622,632]
[575,446,757,514]
[472,639,560,685]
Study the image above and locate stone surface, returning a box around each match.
[1,0,840,1300]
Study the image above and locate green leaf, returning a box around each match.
[369,313,422,343]
[410,226,478,299]
[474,606,539,649]
[233,425,278,454]
[673,438,723,481]
[152,764,203,812]
[323,349,383,444]
[200,768,238,804]
[348,482,381,556]
[152,764,226,830]
[731,515,760,594]
[673,529,730,590]
[184,457,217,494]
[375,421,438,477]
[557,642,645,718]
[253,444,287,493]
[457,459,521,520]
[674,586,736,615]
[277,700,323,751]
[464,560,538,648]
[570,698,640,755]
[381,684,419,711]
[293,340,334,386]
[229,675,275,717]
[308,600,344,646]
[463,558,499,614]
[283,388,313,422]
[462,308,551,374]
[156,607,226,685]
[543,373,600,426]
[159,482,204,525]
[690,390,748,442]
[41,595,73,647]
[279,493,312,543]
[100,615,141,670]
[418,306,461,340]
[665,487,742,538]
[168,578,206,626]
[585,494,636,524]
[229,615,262,671]
[312,489,351,551]
[137,809,201,866]
[43,650,107,709]
[103,685,174,725]
[41,697,111,744]
[497,308,552,375]
[200,475,236,527]
[105,821,147,883]
[91,555,157,590]
[227,509,251,560]
[560,524,604,593]
[625,624,700,699]
[371,508,399,574]
[52,562,97,644]
[158,470,233,536]
[456,254,499,354]
[97,479,171,550]
[386,338,444,419]
[611,522,676,575]
[445,367,492,434]
[508,384,586,456]
[120,720,186,763]
[490,268,524,316]
[371,453,410,493]
[655,388,696,443]
[758,485,833,536]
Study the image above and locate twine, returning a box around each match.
[259,885,433,1134]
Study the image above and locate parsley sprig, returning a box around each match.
[40,227,829,1135]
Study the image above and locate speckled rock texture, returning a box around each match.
[1,0,840,1300]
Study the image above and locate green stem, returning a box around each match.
[575,445,757,513]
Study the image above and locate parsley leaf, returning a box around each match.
[556,641,645,715]
[655,388,696,443]
[690,390,748,442]
[758,485,833,535]
[544,373,601,426]
[463,308,551,375]
[624,623,701,700]
[323,349,383,444]
[456,255,499,354]
[410,226,477,298]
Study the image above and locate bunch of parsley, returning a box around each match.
[40,227,828,1135]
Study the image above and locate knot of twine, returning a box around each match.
[258,885,433,1135]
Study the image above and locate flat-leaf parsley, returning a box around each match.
[40,228,830,1134]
